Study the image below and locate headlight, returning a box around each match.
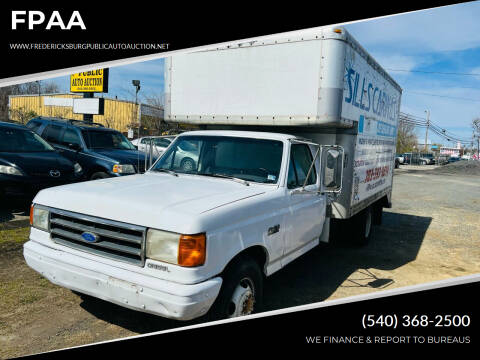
[74,163,82,174]
[146,229,206,267]
[0,165,23,176]
[29,205,49,232]
[112,164,135,174]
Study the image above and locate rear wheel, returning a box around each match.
[373,203,383,225]
[208,256,263,320]
[351,206,373,246]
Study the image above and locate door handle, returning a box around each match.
[268,224,280,235]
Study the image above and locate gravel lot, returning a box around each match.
[1,165,479,358]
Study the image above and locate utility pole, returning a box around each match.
[424,110,430,152]
[477,135,480,160]
[132,80,141,137]
[36,80,41,112]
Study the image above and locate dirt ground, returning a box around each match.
[1,165,479,358]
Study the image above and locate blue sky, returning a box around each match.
[344,1,480,147]
[46,1,480,148]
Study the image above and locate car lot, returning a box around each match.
[1,164,479,358]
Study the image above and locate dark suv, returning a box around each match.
[0,121,83,199]
[27,117,147,180]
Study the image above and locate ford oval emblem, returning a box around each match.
[81,232,99,243]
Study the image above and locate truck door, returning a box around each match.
[282,143,325,266]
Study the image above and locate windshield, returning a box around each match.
[150,135,284,184]
[0,127,55,152]
[82,130,136,150]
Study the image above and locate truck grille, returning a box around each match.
[49,208,146,266]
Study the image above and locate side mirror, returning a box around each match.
[320,145,344,193]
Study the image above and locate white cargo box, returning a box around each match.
[165,27,402,219]
[165,27,402,129]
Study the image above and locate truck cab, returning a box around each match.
[24,130,343,320]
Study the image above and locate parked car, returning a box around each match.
[447,156,462,164]
[408,152,435,165]
[27,117,147,180]
[132,136,176,156]
[0,121,83,198]
[402,153,411,164]
[418,153,435,165]
[394,157,400,169]
[168,137,200,171]
[395,154,405,164]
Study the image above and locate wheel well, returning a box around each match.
[88,166,110,179]
[376,195,390,209]
[222,246,268,277]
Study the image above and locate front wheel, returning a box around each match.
[351,206,373,246]
[208,256,263,320]
[180,158,195,172]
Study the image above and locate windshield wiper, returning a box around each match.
[201,173,249,186]
[151,168,178,177]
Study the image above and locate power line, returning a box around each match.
[403,90,480,102]
[399,112,472,145]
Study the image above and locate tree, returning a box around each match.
[143,94,166,135]
[0,80,60,120]
[396,119,418,154]
[8,107,38,124]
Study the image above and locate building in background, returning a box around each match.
[8,93,164,136]
[440,142,461,157]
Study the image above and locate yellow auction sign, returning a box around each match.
[70,68,109,93]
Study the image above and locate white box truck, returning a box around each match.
[24,27,401,321]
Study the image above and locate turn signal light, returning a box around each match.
[29,204,34,225]
[178,233,206,267]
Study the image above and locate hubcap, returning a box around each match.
[182,160,193,171]
[228,278,255,318]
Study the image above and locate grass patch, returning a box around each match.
[0,226,30,253]
[0,273,55,311]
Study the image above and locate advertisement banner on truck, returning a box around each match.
[342,45,400,206]
[351,115,396,205]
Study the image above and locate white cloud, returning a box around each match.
[375,54,419,71]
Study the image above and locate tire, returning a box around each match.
[180,158,195,172]
[351,206,373,246]
[208,256,263,320]
[91,172,110,180]
[373,203,383,225]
